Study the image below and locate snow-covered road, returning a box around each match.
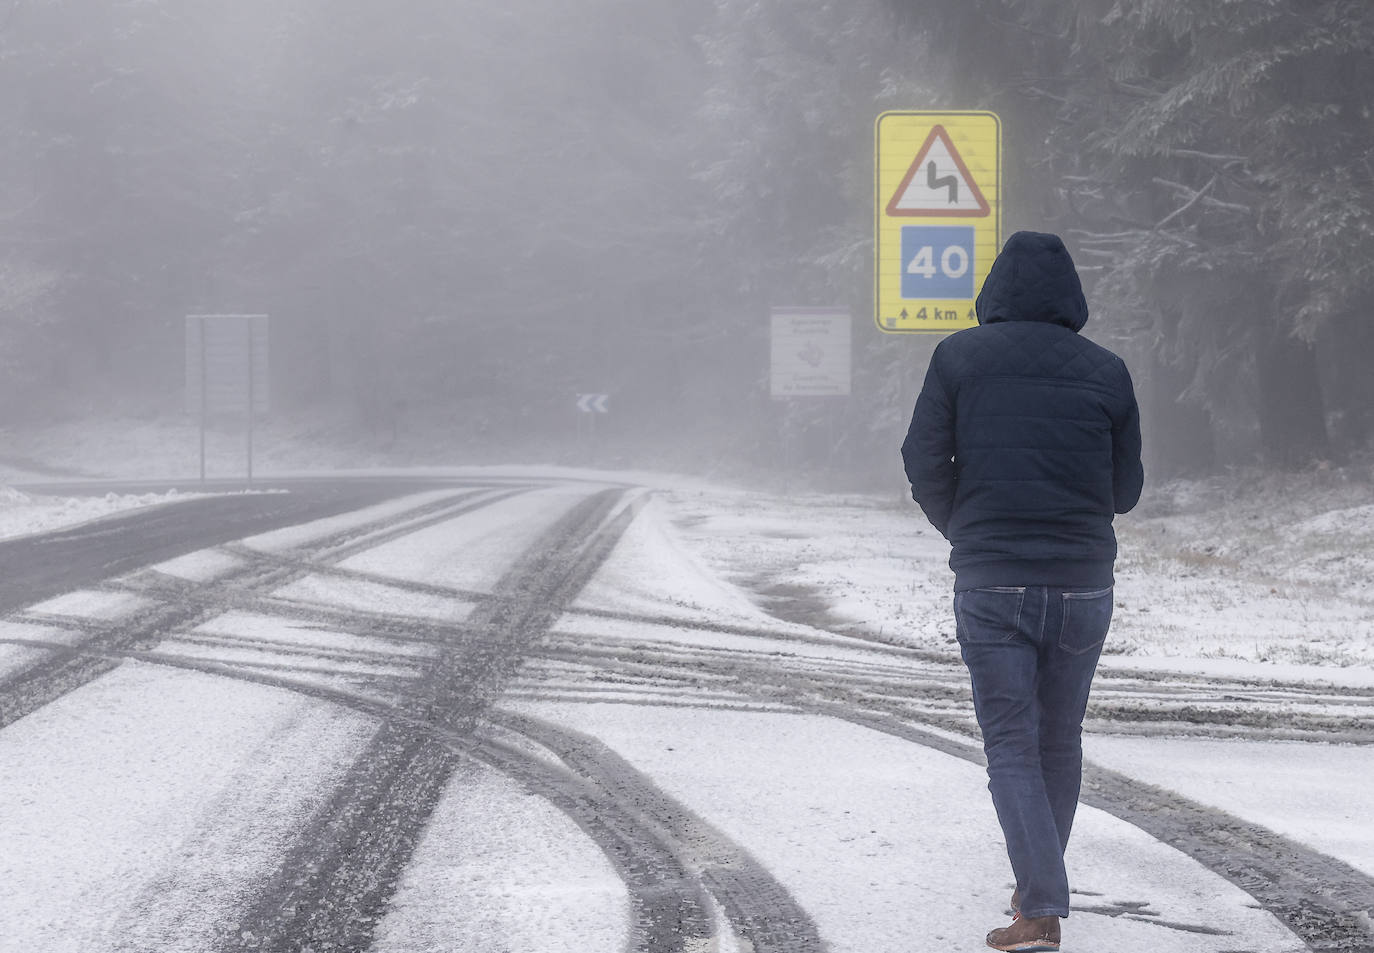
[0,471,1370,953]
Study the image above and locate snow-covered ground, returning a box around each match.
[1,429,1371,952]
[6,428,1373,676]
[661,474,1374,678]
[0,484,216,541]
[0,663,376,953]
[4,448,1373,697]
[8,411,1374,667]
[505,702,1303,953]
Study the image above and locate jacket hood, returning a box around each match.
[974,231,1088,332]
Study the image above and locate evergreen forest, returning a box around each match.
[2,1,1371,481]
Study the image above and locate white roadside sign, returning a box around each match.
[770,308,851,397]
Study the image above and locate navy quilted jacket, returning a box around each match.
[901,231,1144,590]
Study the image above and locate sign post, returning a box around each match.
[875,111,1001,334]
[769,308,851,473]
[185,314,270,483]
[574,392,609,455]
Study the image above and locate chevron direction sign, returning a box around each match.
[576,393,609,414]
[875,111,1001,334]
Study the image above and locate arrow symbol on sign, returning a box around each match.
[576,393,609,413]
[927,160,959,204]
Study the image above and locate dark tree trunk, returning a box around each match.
[1255,324,1329,467]
[1146,348,1216,478]
[1316,312,1374,457]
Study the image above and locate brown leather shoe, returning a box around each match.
[986,914,1060,952]
[1010,887,1021,915]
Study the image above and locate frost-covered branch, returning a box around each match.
[1152,176,1252,221]
[1167,148,1249,167]
[1153,174,1217,229]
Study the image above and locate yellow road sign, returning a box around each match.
[875,111,1000,334]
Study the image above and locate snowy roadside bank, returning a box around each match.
[659,474,1374,680]
[0,485,217,542]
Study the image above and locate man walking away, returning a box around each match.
[901,231,1144,952]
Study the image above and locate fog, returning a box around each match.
[2,1,1371,485]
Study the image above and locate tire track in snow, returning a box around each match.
[491,711,826,953]
[81,642,796,953]
[527,628,1374,745]
[516,633,1374,953]
[63,642,825,953]
[0,483,399,615]
[27,485,826,953]
[218,488,651,953]
[11,477,1368,951]
[473,723,717,953]
[224,719,464,953]
[0,485,519,728]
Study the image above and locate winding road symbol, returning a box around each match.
[885,124,990,218]
[927,160,959,204]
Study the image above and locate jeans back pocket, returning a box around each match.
[1058,586,1113,655]
[955,586,1027,644]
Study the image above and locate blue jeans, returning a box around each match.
[954,585,1113,919]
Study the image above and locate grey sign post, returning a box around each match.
[575,392,609,454]
[769,308,851,471]
[185,314,270,483]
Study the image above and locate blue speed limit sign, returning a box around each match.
[901,225,975,299]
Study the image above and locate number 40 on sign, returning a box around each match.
[902,225,974,300]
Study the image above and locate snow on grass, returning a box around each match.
[1112,472,1374,668]
[658,472,1374,677]
[0,485,212,542]
[663,487,956,643]
[572,493,778,629]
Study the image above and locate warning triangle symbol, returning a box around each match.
[886,125,990,217]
